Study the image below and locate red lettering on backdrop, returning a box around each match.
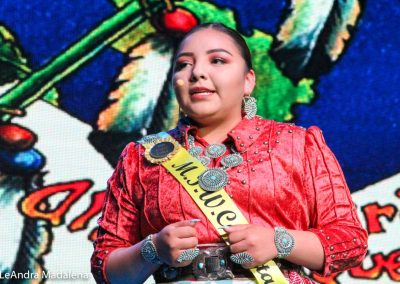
[19,180,92,226]
[68,190,106,231]
[88,227,98,241]
[311,250,400,282]
[350,250,400,281]
[361,202,397,234]
[311,272,339,284]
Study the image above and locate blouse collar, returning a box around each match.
[177,116,269,153]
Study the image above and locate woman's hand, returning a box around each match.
[224,224,278,269]
[153,220,199,267]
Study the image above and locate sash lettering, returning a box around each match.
[256,265,275,284]
[217,210,237,226]
[171,161,199,185]
[199,191,225,208]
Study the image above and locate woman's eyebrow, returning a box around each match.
[176,52,193,59]
[176,49,233,59]
[206,48,233,56]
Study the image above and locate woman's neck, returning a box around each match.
[194,115,243,144]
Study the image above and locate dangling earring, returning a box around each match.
[179,107,187,119]
[243,96,257,119]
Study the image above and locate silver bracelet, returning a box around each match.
[274,227,295,259]
[140,234,162,264]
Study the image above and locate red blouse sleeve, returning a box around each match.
[304,126,368,276]
[91,142,143,284]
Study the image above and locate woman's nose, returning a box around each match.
[190,63,207,82]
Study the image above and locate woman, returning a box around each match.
[91,23,368,283]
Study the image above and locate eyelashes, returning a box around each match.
[211,57,226,64]
[174,57,227,71]
[174,61,191,71]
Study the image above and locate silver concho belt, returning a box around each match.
[153,244,253,282]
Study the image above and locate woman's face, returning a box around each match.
[172,28,255,125]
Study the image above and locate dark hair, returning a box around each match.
[175,23,253,70]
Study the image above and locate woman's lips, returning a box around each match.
[189,87,215,99]
[190,91,215,99]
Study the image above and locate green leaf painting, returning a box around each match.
[0,25,30,85]
[0,25,58,107]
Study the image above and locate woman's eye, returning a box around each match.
[174,61,191,71]
[211,57,225,64]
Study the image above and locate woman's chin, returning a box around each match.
[185,107,217,118]
[186,111,218,122]
[187,111,240,126]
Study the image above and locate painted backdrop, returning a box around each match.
[0,0,399,283]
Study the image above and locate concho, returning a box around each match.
[198,168,228,192]
[205,144,226,158]
[188,146,202,157]
[221,154,243,168]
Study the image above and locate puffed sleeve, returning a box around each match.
[91,142,143,284]
[304,126,368,276]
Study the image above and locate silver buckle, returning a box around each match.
[192,246,234,280]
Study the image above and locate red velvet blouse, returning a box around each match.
[91,116,368,283]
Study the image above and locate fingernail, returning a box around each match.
[189,219,201,224]
[219,225,230,229]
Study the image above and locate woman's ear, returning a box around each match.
[244,69,256,96]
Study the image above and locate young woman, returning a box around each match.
[91,23,368,283]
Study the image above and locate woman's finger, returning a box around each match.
[223,224,249,233]
[176,236,199,250]
[172,219,201,228]
[173,226,197,238]
[229,239,248,254]
[227,229,247,244]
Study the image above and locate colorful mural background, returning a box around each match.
[0,0,399,283]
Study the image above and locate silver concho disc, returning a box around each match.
[221,154,243,168]
[198,156,211,167]
[188,135,195,144]
[141,134,159,144]
[198,168,228,192]
[188,146,202,157]
[205,144,226,158]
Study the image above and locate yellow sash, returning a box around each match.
[141,132,288,284]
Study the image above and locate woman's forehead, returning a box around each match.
[177,28,240,54]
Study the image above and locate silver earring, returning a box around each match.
[179,107,187,119]
[243,96,257,119]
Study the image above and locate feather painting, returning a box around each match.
[271,0,363,80]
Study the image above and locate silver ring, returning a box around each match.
[176,248,200,263]
[230,252,254,264]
